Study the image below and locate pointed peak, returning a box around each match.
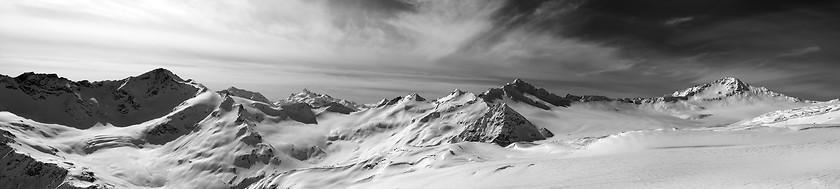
[452,101,546,146]
[508,78,531,86]
[670,77,758,99]
[451,89,466,95]
[302,88,313,94]
[405,93,426,101]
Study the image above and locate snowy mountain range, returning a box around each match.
[1,69,839,188]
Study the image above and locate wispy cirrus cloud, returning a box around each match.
[1,0,839,102]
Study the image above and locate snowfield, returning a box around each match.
[1,69,839,189]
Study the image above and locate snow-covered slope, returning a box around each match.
[733,103,840,130]
[1,70,838,189]
[555,77,820,128]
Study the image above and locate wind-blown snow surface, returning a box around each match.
[1,69,839,189]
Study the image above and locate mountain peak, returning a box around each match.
[136,68,185,82]
[451,89,466,95]
[278,88,363,111]
[507,78,536,88]
[480,79,570,110]
[713,77,748,88]
[670,77,800,102]
[437,89,477,104]
[671,77,750,99]
[451,103,546,146]
[405,93,426,101]
[12,72,74,87]
[293,88,331,99]
[718,77,742,82]
[220,87,271,103]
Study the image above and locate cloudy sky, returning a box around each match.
[1,0,839,102]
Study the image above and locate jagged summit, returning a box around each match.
[2,68,836,189]
[13,72,71,82]
[301,88,317,95]
[220,87,271,103]
[0,68,203,128]
[277,88,364,111]
[479,79,571,110]
[672,77,749,97]
[669,77,800,101]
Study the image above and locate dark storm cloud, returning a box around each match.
[454,0,840,100]
[492,0,839,52]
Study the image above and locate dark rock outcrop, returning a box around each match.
[280,103,317,124]
[451,103,546,146]
[288,145,325,161]
[539,128,555,138]
[0,130,69,189]
[323,102,356,114]
[0,68,200,129]
[233,143,277,168]
[144,100,214,145]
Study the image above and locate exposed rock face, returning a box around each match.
[288,145,325,161]
[539,128,555,138]
[280,103,317,124]
[0,68,201,129]
[144,97,215,145]
[323,102,356,114]
[404,93,426,102]
[451,103,546,146]
[233,143,278,168]
[219,87,271,104]
[0,130,69,189]
[479,79,570,110]
[383,97,403,106]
